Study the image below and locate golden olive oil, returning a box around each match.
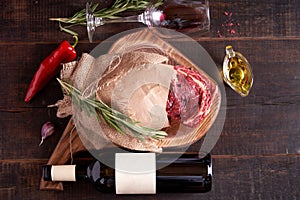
[223,45,253,97]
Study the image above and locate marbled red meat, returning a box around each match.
[166,66,216,127]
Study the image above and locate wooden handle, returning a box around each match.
[40,118,86,190]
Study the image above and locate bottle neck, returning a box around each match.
[225,45,236,58]
[43,165,89,182]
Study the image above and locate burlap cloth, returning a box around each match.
[52,51,174,154]
[40,49,173,191]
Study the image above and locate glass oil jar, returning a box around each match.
[222,45,253,97]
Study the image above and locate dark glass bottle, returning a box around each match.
[42,153,212,193]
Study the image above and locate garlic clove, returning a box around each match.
[39,121,55,146]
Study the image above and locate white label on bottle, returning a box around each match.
[115,153,156,194]
[51,165,76,181]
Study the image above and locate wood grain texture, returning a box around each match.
[0,155,299,199]
[1,0,300,43]
[0,0,299,199]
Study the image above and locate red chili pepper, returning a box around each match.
[24,36,78,103]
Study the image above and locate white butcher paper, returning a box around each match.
[111,63,177,130]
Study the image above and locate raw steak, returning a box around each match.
[166,65,217,127]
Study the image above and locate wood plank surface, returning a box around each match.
[0,155,299,199]
[1,0,300,43]
[0,0,299,199]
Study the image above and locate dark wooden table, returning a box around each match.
[1,0,299,199]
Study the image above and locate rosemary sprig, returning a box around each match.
[57,79,168,140]
[50,0,163,35]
